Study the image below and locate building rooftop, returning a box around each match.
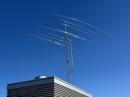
[8,76,93,97]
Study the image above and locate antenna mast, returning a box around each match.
[64,20,73,83]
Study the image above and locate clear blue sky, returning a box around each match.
[0,0,130,97]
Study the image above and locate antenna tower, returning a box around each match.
[29,14,107,83]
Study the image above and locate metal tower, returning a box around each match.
[29,14,108,83]
[64,20,73,83]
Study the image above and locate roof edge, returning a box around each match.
[54,76,93,97]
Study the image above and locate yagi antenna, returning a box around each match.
[39,26,88,42]
[53,14,111,37]
[29,14,108,83]
[53,14,104,32]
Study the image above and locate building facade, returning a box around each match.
[7,76,92,97]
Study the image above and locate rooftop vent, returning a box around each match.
[34,76,46,80]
